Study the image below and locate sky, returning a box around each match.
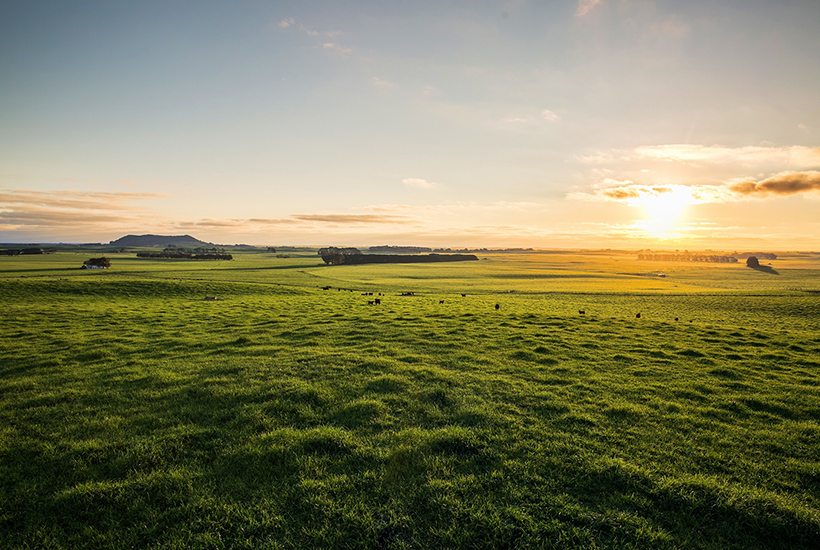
[1,0,819,249]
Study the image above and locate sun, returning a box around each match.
[643,187,693,222]
[639,186,694,237]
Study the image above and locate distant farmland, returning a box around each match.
[1,249,819,549]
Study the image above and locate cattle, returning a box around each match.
[368,300,374,305]
[461,294,466,297]
[439,300,445,304]
[495,303,500,310]
[674,317,679,321]
[375,298,381,305]
[579,310,585,315]
[636,312,641,319]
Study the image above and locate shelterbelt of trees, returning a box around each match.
[136,247,232,260]
[637,251,778,263]
[637,253,739,263]
[319,247,478,265]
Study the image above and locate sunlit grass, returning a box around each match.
[1,250,819,548]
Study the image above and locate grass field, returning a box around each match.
[2,249,819,548]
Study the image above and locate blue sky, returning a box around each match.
[2,0,819,247]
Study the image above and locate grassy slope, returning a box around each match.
[1,251,819,549]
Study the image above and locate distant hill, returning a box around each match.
[109,234,213,247]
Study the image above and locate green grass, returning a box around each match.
[1,251,819,548]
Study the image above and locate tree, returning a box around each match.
[320,250,345,265]
[83,257,111,268]
[318,246,361,265]
[746,256,760,268]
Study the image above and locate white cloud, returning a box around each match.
[278,18,341,37]
[500,109,560,125]
[323,43,351,54]
[542,110,560,122]
[502,116,532,124]
[371,77,396,89]
[575,0,602,17]
[423,85,439,96]
[402,178,437,189]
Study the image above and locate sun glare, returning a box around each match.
[639,187,693,237]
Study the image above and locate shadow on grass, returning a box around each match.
[564,461,820,549]
[749,265,780,275]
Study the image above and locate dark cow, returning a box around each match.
[461,294,466,297]
[375,298,381,305]
[579,310,585,315]
[439,300,445,304]
[495,303,500,310]
[674,317,679,321]
[636,312,641,319]
[368,300,374,305]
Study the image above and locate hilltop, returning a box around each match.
[109,234,214,247]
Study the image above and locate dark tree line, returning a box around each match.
[0,247,55,255]
[319,246,477,265]
[638,253,738,263]
[135,246,231,260]
[319,247,362,265]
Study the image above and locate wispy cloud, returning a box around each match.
[575,0,602,17]
[576,144,820,168]
[279,17,348,55]
[323,43,351,54]
[570,171,820,205]
[294,213,412,224]
[176,213,414,230]
[278,17,341,38]
[569,182,707,205]
[361,201,541,214]
[371,77,396,89]
[647,16,690,38]
[402,178,437,189]
[501,109,561,126]
[423,85,439,97]
[542,110,560,122]
[0,207,135,226]
[0,189,166,211]
[730,171,820,197]
[571,144,820,204]
[631,144,820,167]
[0,188,168,236]
[177,218,297,229]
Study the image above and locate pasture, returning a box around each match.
[1,249,819,548]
